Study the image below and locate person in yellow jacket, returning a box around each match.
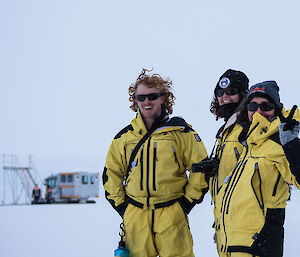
[215,81,300,257]
[192,69,249,255]
[103,69,209,257]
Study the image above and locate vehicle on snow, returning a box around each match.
[44,172,99,203]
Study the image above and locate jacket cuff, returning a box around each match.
[178,196,196,214]
[116,202,128,218]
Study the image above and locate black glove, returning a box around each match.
[278,105,299,145]
[178,196,196,214]
[192,157,219,178]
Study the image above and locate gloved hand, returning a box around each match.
[192,157,219,178]
[278,105,300,145]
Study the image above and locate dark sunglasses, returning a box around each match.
[247,102,275,112]
[136,92,163,102]
[216,87,239,97]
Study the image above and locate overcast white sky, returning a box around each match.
[0,0,299,176]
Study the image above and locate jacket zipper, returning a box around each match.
[140,146,144,190]
[251,162,265,215]
[153,142,157,191]
[146,137,151,207]
[171,145,180,169]
[234,147,240,161]
[272,173,281,196]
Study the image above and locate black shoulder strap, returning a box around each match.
[125,128,156,180]
[216,123,226,139]
[125,116,187,180]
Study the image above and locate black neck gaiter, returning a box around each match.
[219,103,239,121]
[140,107,167,132]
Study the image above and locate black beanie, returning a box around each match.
[248,81,282,109]
[214,69,249,96]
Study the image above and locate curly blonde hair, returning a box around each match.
[128,68,176,114]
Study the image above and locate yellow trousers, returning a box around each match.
[123,202,194,257]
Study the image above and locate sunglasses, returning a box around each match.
[216,87,239,97]
[247,102,275,112]
[136,93,163,102]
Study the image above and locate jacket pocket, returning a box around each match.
[171,145,180,169]
[250,208,285,257]
[251,162,265,215]
[233,147,240,161]
[272,173,281,196]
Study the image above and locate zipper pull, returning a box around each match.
[234,147,240,161]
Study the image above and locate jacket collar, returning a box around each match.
[246,112,280,147]
[130,110,185,136]
[223,112,237,133]
[247,106,300,147]
[131,110,148,135]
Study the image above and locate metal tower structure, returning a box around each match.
[1,154,43,205]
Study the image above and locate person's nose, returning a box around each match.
[144,97,151,104]
[256,107,263,114]
[222,92,231,98]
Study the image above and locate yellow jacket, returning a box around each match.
[210,113,244,205]
[216,109,300,256]
[103,111,208,215]
[209,113,244,254]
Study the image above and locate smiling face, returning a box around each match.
[217,89,240,106]
[248,96,276,122]
[135,84,164,128]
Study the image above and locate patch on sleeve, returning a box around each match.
[194,133,201,142]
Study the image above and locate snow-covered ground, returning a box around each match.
[1,186,299,257]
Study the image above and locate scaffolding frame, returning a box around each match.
[1,155,43,205]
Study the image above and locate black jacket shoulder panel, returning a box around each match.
[165,116,186,126]
[165,116,194,132]
[183,124,194,133]
[114,124,134,139]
